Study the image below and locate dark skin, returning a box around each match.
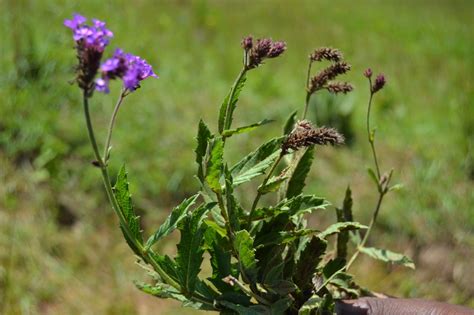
[336,298,474,315]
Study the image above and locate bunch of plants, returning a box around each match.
[65,14,414,314]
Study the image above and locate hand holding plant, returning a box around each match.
[66,14,414,314]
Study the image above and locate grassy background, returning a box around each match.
[1,0,473,313]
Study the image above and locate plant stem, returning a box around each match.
[302,59,313,120]
[344,81,388,271]
[83,93,185,292]
[103,88,127,164]
[223,67,247,132]
[345,191,385,271]
[366,82,381,178]
[247,154,283,228]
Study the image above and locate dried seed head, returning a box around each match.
[310,47,343,62]
[241,35,253,51]
[372,74,386,93]
[309,61,352,93]
[282,120,345,154]
[326,81,354,94]
[364,68,373,78]
[75,41,103,96]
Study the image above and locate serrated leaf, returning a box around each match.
[135,281,187,302]
[257,176,288,195]
[195,119,212,183]
[359,246,415,269]
[271,297,293,314]
[205,229,234,292]
[278,194,328,217]
[286,145,315,198]
[322,257,346,280]
[219,72,247,133]
[224,166,241,232]
[206,138,224,192]
[176,202,215,295]
[336,186,353,260]
[222,119,274,138]
[149,252,180,283]
[299,294,333,315]
[231,137,284,177]
[283,110,298,135]
[218,301,268,315]
[233,150,281,186]
[145,194,199,250]
[234,230,259,283]
[318,222,367,239]
[114,165,142,244]
[294,236,327,289]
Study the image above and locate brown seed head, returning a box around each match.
[282,120,345,154]
[309,62,351,93]
[75,40,103,97]
[326,82,354,94]
[310,47,343,62]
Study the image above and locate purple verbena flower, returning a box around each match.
[96,49,158,93]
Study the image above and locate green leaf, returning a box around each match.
[218,301,268,315]
[299,294,333,315]
[114,165,142,244]
[231,137,284,177]
[234,230,259,283]
[145,194,199,250]
[218,72,247,133]
[195,119,212,183]
[176,202,215,295]
[204,228,237,293]
[224,167,241,232]
[389,183,404,192]
[318,222,367,239]
[278,194,328,217]
[283,110,298,135]
[233,150,281,186]
[150,253,180,283]
[335,186,353,260]
[257,176,288,195]
[135,281,187,302]
[222,119,274,138]
[294,236,327,289]
[206,138,224,192]
[286,145,315,198]
[359,246,415,269]
[270,297,293,314]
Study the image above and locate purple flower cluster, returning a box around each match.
[64,13,157,95]
[64,14,113,52]
[364,68,386,94]
[96,49,158,93]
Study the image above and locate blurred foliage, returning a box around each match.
[0,0,473,313]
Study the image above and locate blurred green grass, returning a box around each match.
[0,0,473,313]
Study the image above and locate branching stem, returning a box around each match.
[103,88,127,164]
[247,153,283,228]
